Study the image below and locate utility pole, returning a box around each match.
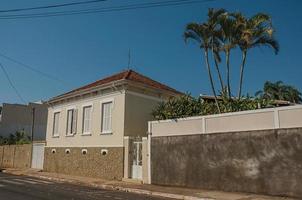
[31,107,35,142]
[30,106,35,168]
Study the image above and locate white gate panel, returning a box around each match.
[132,165,142,179]
[31,143,45,169]
[131,141,142,180]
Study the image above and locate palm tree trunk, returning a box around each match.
[226,50,231,98]
[211,40,224,91]
[204,50,221,113]
[212,49,224,91]
[238,49,247,99]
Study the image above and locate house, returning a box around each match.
[44,70,181,180]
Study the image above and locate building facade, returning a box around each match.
[0,102,47,141]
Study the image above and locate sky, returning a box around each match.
[0,0,301,104]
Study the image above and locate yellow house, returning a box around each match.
[44,70,181,180]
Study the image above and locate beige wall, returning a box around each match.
[124,91,162,137]
[150,105,302,137]
[46,89,166,147]
[46,91,126,147]
[279,107,302,128]
[0,144,32,169]
[152,117,204,137]
[205,111,274,133]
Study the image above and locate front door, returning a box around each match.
[131,141,142,179]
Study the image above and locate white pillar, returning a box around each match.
[123,136,130,179]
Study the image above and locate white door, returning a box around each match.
[132,141,142,179]
[31,143,45,169]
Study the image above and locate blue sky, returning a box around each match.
[0,0,301,104]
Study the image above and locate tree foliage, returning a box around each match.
[152,94,272,120]
[184,8,279,110]
[0,130,31,145]
[256,81,302,103]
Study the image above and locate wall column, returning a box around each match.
[123,137,130,179]
[142,137,149,183]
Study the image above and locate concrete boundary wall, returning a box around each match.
[147,106,302,198]
[0,144,32,169]
[150,128,302,198]
[150,105,302,137]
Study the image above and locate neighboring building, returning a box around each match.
[0,102,48,141]
[200,94,295,107]
[44,70,181,180]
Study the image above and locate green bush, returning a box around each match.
[152,94,273,120]
[0,130,31,145]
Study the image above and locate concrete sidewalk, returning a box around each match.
[1,168,296,200]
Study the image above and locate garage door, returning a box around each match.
[31,143,45,169]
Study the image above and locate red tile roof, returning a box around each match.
[54,70,181,99]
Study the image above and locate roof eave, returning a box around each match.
[47,79,128,104]
[48,79,182,105]
[125,80,182,96]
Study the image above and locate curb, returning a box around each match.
[2,170,213,200]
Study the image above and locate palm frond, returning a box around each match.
[184,23,202,43]
[252,35,280,54]
[184,22,211,49]
[249,13,271,27]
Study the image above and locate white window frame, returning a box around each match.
[52,112,60,137]
[82,103,93,135]
[66,108,77,136]
[100,98,114,135]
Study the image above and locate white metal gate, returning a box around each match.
[131,141,142,179]
[31,143,45,169]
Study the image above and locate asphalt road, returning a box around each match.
[0,173,170,200]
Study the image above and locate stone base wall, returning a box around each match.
[44,147,124,180]
[0,144,32,169]
[151,128,302,198]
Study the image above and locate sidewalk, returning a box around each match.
[1,168,296,200]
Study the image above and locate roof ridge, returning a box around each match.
[127,70,179,92]
[50,69,181,101]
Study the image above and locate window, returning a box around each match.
[101,102,113,134]
[53,112,60,137]
[66,109,77,135]
[82,106,92,134]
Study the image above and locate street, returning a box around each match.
[0,173,169,200]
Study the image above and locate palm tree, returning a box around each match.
[207,8,227,91]
[256,81,302,103]
[217,13,239,98]
[256,81,284,99]
[236,13,279,98]
[184,22,221,113]
[288,86,301,103]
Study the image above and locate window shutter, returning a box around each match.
[67,110,72,135]
[101,102,112,133]
[72,109,77,134]
[83,106,92,133]
[53,112,60,136]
